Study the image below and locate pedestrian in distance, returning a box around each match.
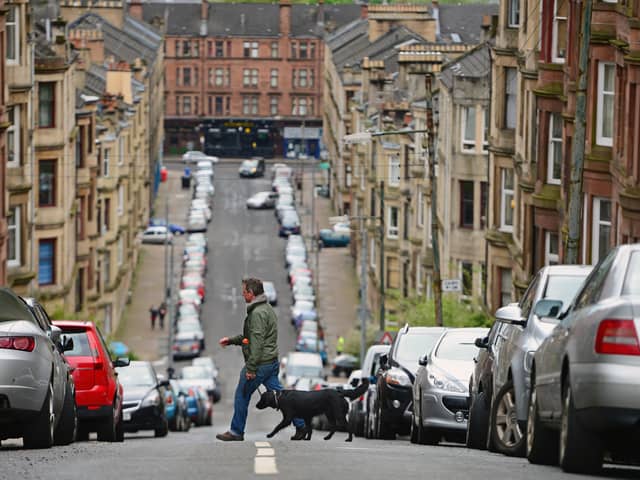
[149,305,159,330]
[158,302,167,329]
[216,277,306,442]
[336,335,345,356]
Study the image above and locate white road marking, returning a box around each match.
[254,442,271,448]
[335,447,375,451]
[256,448,275,457]
[254,457,278,475]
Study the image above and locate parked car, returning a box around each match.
[331,354,359,378]
[187,214,208,233]
[195,387,213,426]
[318,229,350,248]
[177,381,208,426]
[291,300,316,326]
[246,191,278,209]
[149,218,185,235]
[488,265,592,456]
[279,351,325,388]
[239,158,265,177]
[180,365,217,400]
[166,380,191,432]
[285,245,307,268]
[181,275,206,301]
[276,204,296,224]
[191,357,220,402]
[0,291,77,448]
[53,321,130,442]
[280,214,301,237]
[142,226,173,244]
[295,331,327,364]
[174,322,205,353]
[373,325,446,439]
[292,284,316,304]
[412,327,488,445]
[182,150,218,164]
[116,361,169,438]
[527,244,640,473]
[263,281,278,306]
[466,321,504,450]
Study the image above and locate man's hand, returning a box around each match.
[245,371,256,381]
[219,337,230,347]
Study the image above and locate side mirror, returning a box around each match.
[418,355,428,366]
[379,354,388,369]
[475,336,489,349]
[533,299,564,319]
[62,335,74,352]
[114,357,130,368]
[49,325,62,344]
[495,304,526,327]
[157,380,170,388]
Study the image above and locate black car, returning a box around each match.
[239,157,265,177]
[373,325,446,439]
[116,361,169,438]
[466,321,503,450]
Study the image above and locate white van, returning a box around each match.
[141,226,172,244]
[280,351,324,388]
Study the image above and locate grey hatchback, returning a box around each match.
[487,264,592,456]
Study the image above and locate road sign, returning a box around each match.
[441,279,462,292]
[378,331,394,345]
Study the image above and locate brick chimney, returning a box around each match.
[360,3,368,19]
[279,0,291,37]
[200,0,209,36]
[129,0,143,20]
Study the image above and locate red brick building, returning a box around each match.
[133,0,360,157]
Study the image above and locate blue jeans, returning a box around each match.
[230,360,304,435]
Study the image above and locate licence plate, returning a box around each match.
[181,345,191,352]
[123,411,131,421]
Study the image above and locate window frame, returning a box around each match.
[591,197,612,263]
[547,112,563,184]
[38,239,56,286]
[6,6,20,64]
[38,82,55,128]
[500,168,515,232]
[8,206,21,267]
[103,147,110,177]
[545,231,560,265]
[370,236,376,268]
[270,69,278,88]
[508,0,520,28]
[388,155,401,187]
[270,96,279,115]
[7,105,20,168]
[38,159,56,207]
[504,68,517,130]
[460,180,475,228]
[387,206,399,239]
[461,106,477,152]
[596,62,615,147]
[551,0,568,63]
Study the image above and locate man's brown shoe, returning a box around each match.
[216,431,244,441]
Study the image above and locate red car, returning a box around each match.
[53,321,130,442]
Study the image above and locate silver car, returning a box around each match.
[412,327,488,445]
[0,291,77,448]
[527,244,640,474]
[488,265,592,456]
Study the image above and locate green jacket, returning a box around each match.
[229,296,279,373]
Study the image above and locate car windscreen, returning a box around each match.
[182,367,208,379]
[61,331,94,357]
[396,332,443,369]
[543,274,589,311]
[287,364,323,377]
[623,251,640,295]
[117,364,155,387]
[434,333,479,361]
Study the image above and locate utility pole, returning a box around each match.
[167,241,175,371]
[359,217,368,366]
[425,74,443,327]
[379,180,385,331]
[164,198,169,301]
[567,0,593,264]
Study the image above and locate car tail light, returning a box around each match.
[188,388,195,396]
[192,342,200,350]
[595,319,640,356]
[359,395,364,402]
[0,336,35,352]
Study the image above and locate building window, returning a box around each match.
[461,106,476,152]
[103,198,110,233]
[292,97,310,116]
[38,82,55,128]
[215,96,224,115]
[39,160,56,206]
[387,206,399,238]
[500,268,513,306]
[270,69,278,88]
[270,96,279,115]
[482,107,489,151]
[291,42,297,59]
[183,67,191,86]
[460,181,474,228]
[8,206,21,267]
[596,62,615,147]
[545,231,560,265]
[103,148,110,177]
[547,112,562,184]
[462,262,473,296]
[175,95,180,115]
[416,263,423,295]
[76,197,85,239]
[551,0,567,63]
[243,68,258,87]
[388,155,400,186]
[103,251,111,287]
[243,41,258,58]
[243,96,259,115]
[7,105,20,167]
[299,42,308,59]
[299,69,308,87]
[504,68,517,129]
[417,187,424,227]
[480,181,488,228]
[182,40,191,56]
[500,168,515,232]
[592,197,611,263]
[7,6,19,63]
[117,184,124,216]
[39,239,56,285]
[183,96,192,115]
[271,41,279,58]
[117,237,124,266]
[215,40,224,57]
[508,0,520,27]
[370,237,376,268]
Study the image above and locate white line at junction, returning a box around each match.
[254,441,278,475]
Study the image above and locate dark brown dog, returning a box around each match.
[256,380,369,441]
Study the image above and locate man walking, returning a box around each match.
[216,278,305,441]
[149,305,159,330]
[158,302,167,329]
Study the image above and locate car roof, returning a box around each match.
[541,264,594,276]
[287,351,323,365]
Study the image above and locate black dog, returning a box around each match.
[256,380,369,442]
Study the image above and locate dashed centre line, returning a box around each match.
[254,441,278,475]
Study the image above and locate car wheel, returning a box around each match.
[559,380,602,473]
[23,383,55,449]
[205,410,213,426]
[376,404,395,440]
[526,382,557,465]
[490,379,525,456]
[466,391,490,450]
[97,407,117,442]
[54,381,77,446]
[115,411,125,442]
[154,418,169,438]
[183,413,192,432]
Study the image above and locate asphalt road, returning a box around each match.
[1,162,638,479]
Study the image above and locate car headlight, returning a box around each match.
[251,168,257,173]
[384,368,411,387]
[141,391,161,408]
[427,366,466,393]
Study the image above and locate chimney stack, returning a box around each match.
[129,0,143,20]
[279,0,291,37]
[317,0,325,26]
[200,0,209,36]
[360,3,368,19]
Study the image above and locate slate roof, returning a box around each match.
[439,43,491,90]
[140,2,360,37]
[438,3,498,44]
[327,18,368,52]
[85,64,107,97]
